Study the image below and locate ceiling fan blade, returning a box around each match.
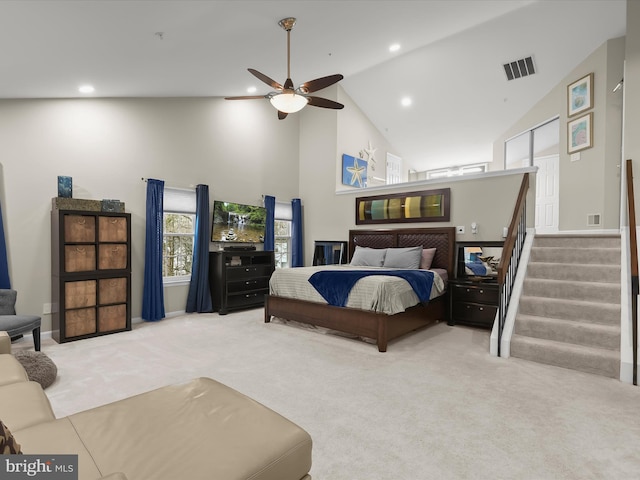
[248,68,283,91]
[224,95,267,100]
[278,111,288,120]
[298,74,344,94]
[306,96,344,110]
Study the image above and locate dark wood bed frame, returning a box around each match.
[264,227,456,352]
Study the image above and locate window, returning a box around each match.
[426,163,487,179]
[274,201,292,269]
[505,117,559,169]
[163,188,196,283]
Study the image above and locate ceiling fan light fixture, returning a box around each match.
[270,91,308,113]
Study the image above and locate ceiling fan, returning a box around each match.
[225,17,344,120]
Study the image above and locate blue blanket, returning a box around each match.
[308,269,435,307]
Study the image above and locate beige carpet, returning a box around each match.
[12,309,640,480]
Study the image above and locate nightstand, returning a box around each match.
[448,278,499,329]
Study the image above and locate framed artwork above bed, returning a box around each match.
[355,188,450,225]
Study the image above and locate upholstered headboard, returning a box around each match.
[348,227,456,277]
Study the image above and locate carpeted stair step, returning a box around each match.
[518,296,620,326]
[522,278,620,303]
[533,235,620,249]
[510,334,619,378]
[529,247,621,265]
[526,262,620,284]
[514,314,620,350]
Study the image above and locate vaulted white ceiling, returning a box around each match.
[0,1,626,171]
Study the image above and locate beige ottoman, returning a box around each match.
[17,377,312,480]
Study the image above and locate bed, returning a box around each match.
[265,227,456,352]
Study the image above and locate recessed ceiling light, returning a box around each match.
[401,97,412,107]
[78,85,95,94]
[247,86,257,93]
[389,43,401,53]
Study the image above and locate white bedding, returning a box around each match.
[269,265,447,315]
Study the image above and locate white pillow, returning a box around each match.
[383,246,423,269]
[350,246,386,267]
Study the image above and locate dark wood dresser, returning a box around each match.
[209,250,275,314]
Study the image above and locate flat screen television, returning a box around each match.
[211,201,266,243]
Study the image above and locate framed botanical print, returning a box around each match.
[567,73,593,117]
[567,112,593,154]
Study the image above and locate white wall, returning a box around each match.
[492,37,625,231]
[0,97,300,331]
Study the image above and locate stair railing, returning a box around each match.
[626,159,638,386]
[496,174,529,357]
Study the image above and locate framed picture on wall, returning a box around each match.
[567,112,593,154]
[567,73,593,117]
[355,188,450,225]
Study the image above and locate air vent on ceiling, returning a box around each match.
[503,56,536,81]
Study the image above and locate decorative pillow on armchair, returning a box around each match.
[0,420,22,454]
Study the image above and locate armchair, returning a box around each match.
[0,290,41,351]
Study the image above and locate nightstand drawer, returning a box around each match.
[451,284,498,304]
[452,302,497,326]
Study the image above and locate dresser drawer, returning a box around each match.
[226,291,267,309]
[451,284,498,304]
[227,265,273,281]
[452,302,497,327]
[227,277,270,294]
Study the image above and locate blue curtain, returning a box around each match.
[263,195,275,251]
[186,184,212,313]
[0,201,10,289]
[291,198,303,267]
[142,179,165,321]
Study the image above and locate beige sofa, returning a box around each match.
[0,332,312,480]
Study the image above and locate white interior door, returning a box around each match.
[386,153,402,185]
[534,155,559,233]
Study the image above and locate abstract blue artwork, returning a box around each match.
[342,154,368,188]
[58,176,72,198]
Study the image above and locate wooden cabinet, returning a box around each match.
[51,208,131,343]
[209,251,275,315]
[449,279,499,329]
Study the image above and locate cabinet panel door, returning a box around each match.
[64,215,96,242]
[64,245,97,272]
[99,277,128,304]
[65,308,97,337]
[98,304,127,332]
[99,216,128,242]
[65,280,97,309]
[98,244,128,270]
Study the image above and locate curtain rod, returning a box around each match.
[141,177,198,190]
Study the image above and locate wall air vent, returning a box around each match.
[503,56,536,81]
[587,214,601,226]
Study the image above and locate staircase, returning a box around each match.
[510,235,621,378]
